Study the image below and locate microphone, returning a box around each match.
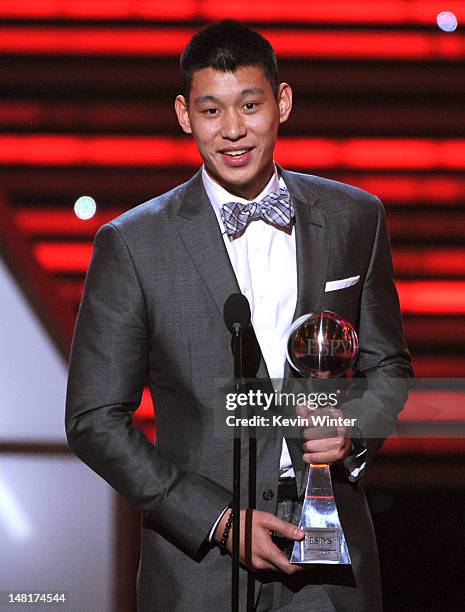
[223,293,251,335]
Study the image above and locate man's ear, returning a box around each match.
[277,83,292,125]
[175,95,192,134]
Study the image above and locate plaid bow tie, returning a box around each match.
[220,187,294,238]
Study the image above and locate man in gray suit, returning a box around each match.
[66,20,412,611]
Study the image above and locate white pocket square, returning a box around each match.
[325,275,360,292]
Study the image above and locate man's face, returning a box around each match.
[175,65,292,200]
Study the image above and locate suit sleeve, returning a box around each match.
[341,197,413,476]
[65,222,231,556]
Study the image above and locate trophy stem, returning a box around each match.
[290,463,351,564]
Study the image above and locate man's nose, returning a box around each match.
[220,109,246,140]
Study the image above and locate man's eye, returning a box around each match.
[244,103,258,111]
[204,108,219,116]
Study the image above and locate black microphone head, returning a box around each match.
[223,293,251,332]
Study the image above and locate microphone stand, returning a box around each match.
[223,293,254,612]
[231,321,243,612]
[247,414,256,611]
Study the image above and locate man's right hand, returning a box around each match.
[214,508,304,574]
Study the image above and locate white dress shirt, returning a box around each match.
[202,165,297,478]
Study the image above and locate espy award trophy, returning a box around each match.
[285,311,359,564]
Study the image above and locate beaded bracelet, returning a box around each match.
[219,509,234,555]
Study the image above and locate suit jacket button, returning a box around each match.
[263,488,274,501]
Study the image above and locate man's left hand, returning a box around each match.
[296,404,352,465]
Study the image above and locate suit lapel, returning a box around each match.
[280,168,329,371]
[175,170,241,315]
[293,194,328,318]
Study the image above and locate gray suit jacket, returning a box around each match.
[65,167,412,611]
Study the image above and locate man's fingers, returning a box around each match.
[300,408,349,440]
[303,436,343,453]
[304,451,330,464]
[295,402,310,421]
[267,543,302,575]
[262,514,304,541]
[303,437,352,463]
[303,425,339,440]
[247,512,304,574]
[252,558,276,572]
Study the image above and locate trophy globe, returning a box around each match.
[287,311,358,378]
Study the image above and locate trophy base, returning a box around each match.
[289,464,352,565]
[290,527,342,564]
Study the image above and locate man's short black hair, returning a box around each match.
[180,20,279,101]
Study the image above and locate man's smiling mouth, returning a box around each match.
[220,147,254,158]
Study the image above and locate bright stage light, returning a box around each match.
[74,196,96,220]
[437,11,458,32]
